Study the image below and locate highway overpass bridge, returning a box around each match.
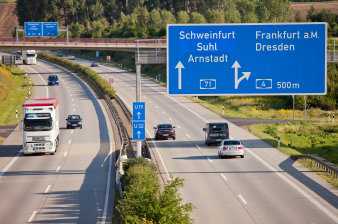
[0,37,337,63]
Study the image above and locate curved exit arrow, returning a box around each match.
[232,61,251,89]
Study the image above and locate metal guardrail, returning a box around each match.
[294,154,338,179]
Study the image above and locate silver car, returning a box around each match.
[218,139,244,159]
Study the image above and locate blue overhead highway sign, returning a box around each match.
[25,22,43,37]
[133,121,145,140]
[43,22,58,37]
[167,23,327,96]
[133,102,145,121]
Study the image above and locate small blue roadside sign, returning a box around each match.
[133,121,145,140]
[133,102,145,121]
[167,23,327,96]
[96,51,100,57]
[43,22,58,37]
[25,22,42,37]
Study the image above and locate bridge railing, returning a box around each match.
[328,38,337,62]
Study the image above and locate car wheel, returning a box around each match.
[155,136,158,140]
[241,155,244,158]
[173,137,176,140]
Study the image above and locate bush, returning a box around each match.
[117,158,194,224]
[38,53,115,99]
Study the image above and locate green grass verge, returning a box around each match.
[0,0,16,3]
[249,122,338,186]
[0,65,32,125]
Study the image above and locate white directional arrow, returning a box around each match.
[137,131,141,138]
[137,112,141,119]
[232,61,251,89]
[175,61,184,89]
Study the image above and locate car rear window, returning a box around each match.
[223,141,240,145]
[158,124,172,129]
[49,75,58,79]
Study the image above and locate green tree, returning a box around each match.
[148,9,163,37]
[90,18,109,38]
[177,11,190,24]
[236,0,258,23]
[161,10,177,27]
[134,6,150,38]
[256,0,292,22]
[223,0,241,23]
[205,9,225,23]
[190,12,207,23]
[69,22,85,38]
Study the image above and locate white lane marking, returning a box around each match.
[207,157,213,163]
[146,129,171,181]
[56,166,61,172]
[244,146,338,223]
[220,174,228,181]
[161,111,165,115]
[0,152,21,178]
[73,103,75,107]
[45,185,51,193]
[28,66,49,98]
[71,130,74,134]
[177,125,181,129]
[73,108,76,112]
[68,140,71,144]
[149,100,152,103]
[28,211,37,223]
[196,144,201,149]
[70,94,73,96]
[64,152,68,157]
[186,134,191,138]
[72,99,74,102]
[238,194,247,205]
[155,105,159,109]
[168,118,172,121]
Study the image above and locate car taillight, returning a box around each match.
[157,130,161,133]
[222,147,228,150]
[170,129,174,132]
[238,146,243,149]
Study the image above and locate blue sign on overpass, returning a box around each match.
[167,23,327,96]
[25,22,58,37]
[25,22,43,37]
[43,22,58,37]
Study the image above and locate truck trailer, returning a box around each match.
[22,98,59,155]
[22,50,37,65]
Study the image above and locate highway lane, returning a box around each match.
[77,58,338,224]
[0,59,114,223]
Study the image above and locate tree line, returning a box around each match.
[16,0,293,38]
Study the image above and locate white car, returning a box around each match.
[218,139,244,159]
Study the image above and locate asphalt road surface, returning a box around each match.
[0,58,115,223]
[76,58,337,224]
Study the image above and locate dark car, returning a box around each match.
[154,124,175,140]
[203,122,229,146]
[48,75,59,86]
[90,62,99,67]
[57,51,63,57]
[66,115,82,129]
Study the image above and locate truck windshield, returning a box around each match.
[24,119,52,131]
[27,53,35,57]
[210,124,227,133]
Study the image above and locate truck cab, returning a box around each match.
[22,50,37,65]
[22,98,59,155]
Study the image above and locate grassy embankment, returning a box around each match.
[0,64,32,144]
[249,122,338,186]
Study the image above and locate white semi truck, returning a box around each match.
[22,50,37,65]
[22,98,59,155]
